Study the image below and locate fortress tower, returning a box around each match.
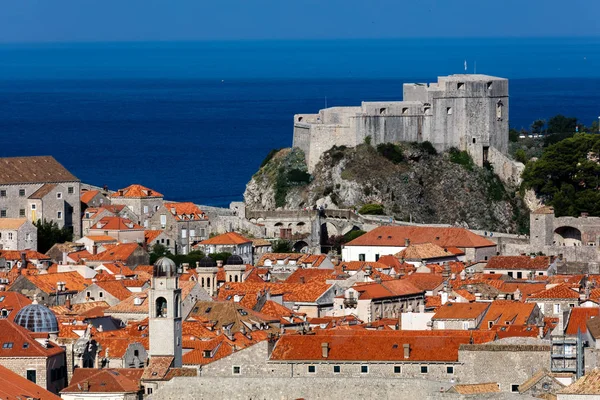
[149,257,182,367]
[293,75,522,184]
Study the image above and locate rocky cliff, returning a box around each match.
[244,143,529,233]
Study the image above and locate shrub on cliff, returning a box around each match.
[376,143,404,164]
[448,147,474,171]
[358,203,385,215]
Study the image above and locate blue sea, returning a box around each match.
[1,38,600,206]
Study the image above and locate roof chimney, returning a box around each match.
[118,190,124,196]
[82,381,90,392]
[403,343,410,359]
[92,245,97,255]
[321,342,329,358]
[404,238,410,247]
[170,207,176,215]
[20,252,27,269]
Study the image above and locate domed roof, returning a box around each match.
[198,256,216,268]
[225,254,244,265]
[153,257,178,277]
[14,302,58,333]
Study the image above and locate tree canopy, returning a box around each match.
[522,133,600,217]
[34,219,73,254]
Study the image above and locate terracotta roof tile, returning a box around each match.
[0,319,64,358]
[163,202,207,221]
[449,383,500,395]
[91,216,144,231]
[479,300,537,329]
[396,242,461,260]
[95,280,135,301]
[0,250,50,261]
[86,243,144,263]
[63,368,143,393]
[141,356,173,380]
[83,235,118,243]
[80,189,100,204]
[112,184,163,198]
[20,271,89,293]
[432,302,490,320]
[106,290,149,315]
[284,268,335,284]
[0,363,61,399]
[144,230,164,244]
[559,368,600,394]
[565,307,600,335]
[345,226,495,248]
[528,284,581,300]
[485,256,551,271]
[402,273,445,291]
[0,218,28,230]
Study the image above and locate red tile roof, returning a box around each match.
[432,302,490,320]
[396,242,462,260]
[112,184,163,198]
[270,330,494,362]
[479,300,537,329]
[91,216,144,231]
[284,268,335,284]
[485,256,551,271]
[528,284,581,300]
[199,231,251,245]
[144,230,164,244]
[353,280,423,300]
[83,235,118,243]
[0,319,64,358]
[0,291,31,316]
[402,273,445,291]
[0,363,61,399]
[80,189,100,204]
[63,368,143,394]
[86,243,143,263]
[95,280,135,301]
[565,308,600,335]
[20,271,89,293]
[163,202,208,221]
[0,250,50,261]
[345,226,495,248]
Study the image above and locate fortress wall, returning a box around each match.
[307,124,353,172]
[293,123,312,165]
[488,146,524,186]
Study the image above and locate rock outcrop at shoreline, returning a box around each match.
[244,143,529,233]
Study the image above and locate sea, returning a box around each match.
[1,37,600,207]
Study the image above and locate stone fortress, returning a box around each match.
[293,74,523,184]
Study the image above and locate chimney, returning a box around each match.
[321,342,329,358]
[82,381,90,392]
[170,207,176,215]
[65,298,71,310]
[148,190,152,197]
[403,343,410,359]
[98,325,103,332]
[440,291,448,305]
[539,326,544,338]
[21,252,27,268]
[118,189,124,196]
[404,238,410,247]
[475,293,482,302]
[92,245,97,255]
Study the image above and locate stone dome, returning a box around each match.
[14,302,58,333]
[198,256,216,268]
[153,257,178,277]
[225,254,244,266]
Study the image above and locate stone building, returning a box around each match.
[87,216,145,244]
[525,284,581,317]
[0,156,81,238]
[9,271,88,306]
[432,302,490,330]
[149,202,209,255]
[110,184,164,227]
[80,189,110,209]
[0,218,37,250]
[293,74,522,184]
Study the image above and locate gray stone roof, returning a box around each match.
[0,156,79,184]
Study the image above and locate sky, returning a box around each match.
[0,0,599,43]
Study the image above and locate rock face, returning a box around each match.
[244,144,529,233]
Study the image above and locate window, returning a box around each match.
[553,304,561,314]
[31,204,36,210]
[333,365,340,374]
[379,107,387,115]
[22,342,29,349]
[25,233,31,241]
[420,365,428,374]
[511,384,519,392]
[569,303,576,308]
[487,81,493,90]
[99,292,103,298]
[308,365,316,373]
[190,229,196,238]
[507,272,513,278]
[147,388,153,394]
[19,209,25,217]
[166,239,170,246]
[447,107,453,115]
[394,366,401,374]
[472,137,476,144]
[143,206,149,214]
[496,101,503,120]
[160,214,167,228]
[181,229,187,238]
[1,310,7,317]
[57,211,63,219]
[68,186,74,194]
[7,233,12,240]
[233,366,241,375]
[0,190,5,197]
[424,106,431,115]
[56,192,62,199]
[19,189,25,197]
[402,107,408,115]
[359,254,366,262]
[203,350,211,358]
[517,272,523,279]
[447,366,454,374]
[375,254,380,261]
[457,82,465,90]
[0,210,6,218]
[2,342,13,349]
[360,365,368,374]
[462,321,470,330]
[26,370,36,383]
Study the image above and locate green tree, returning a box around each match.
[272,239,293,253]
[514,148,528,164]
[34,219,73,253]
[509,128,520,143]
[522,133,600,217]
[149,243,170,264]
[376,143,404,164]
[358,203,385,215]
[531,119,546,134]
[547,115,577,134]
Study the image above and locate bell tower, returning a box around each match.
[149,257,182,367]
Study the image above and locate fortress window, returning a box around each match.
[402,107,408,115]
[472,138,476,144]
[457,82,465,90]
[447,107,453,115]
[496,101,503,120]
[424,106,431,115]
[379,108,387,115]
[298,116,303,122]
[487,81,493,90]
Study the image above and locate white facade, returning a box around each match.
[342,245,404,262]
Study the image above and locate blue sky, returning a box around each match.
[1,0,599,42]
